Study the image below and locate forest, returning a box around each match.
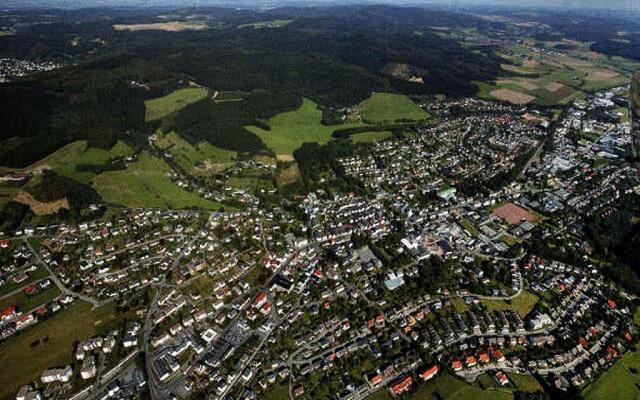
[0,5,508,167]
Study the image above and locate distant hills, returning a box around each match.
[4,0,640,11]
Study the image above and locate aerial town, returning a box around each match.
[1,82,639,400]
[2,2,640,400]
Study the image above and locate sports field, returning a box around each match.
[92,152,227,210]
[31,140,133,183]
[358,93,429,124]
[246,98,361,157]
[145,87,209,122]
[0,301,118,400]
[583,349,640,400]
[481,290,539,318]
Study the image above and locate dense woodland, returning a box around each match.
[0,5,509,166]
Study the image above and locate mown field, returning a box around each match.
[246,98,362,158]
[481,290,540,318]
[92,152,227,210]
[155,131,236,176]
[0,301,118,400]
[31,140,133,183]
[358,93,429,124]
[583,349,640,400]
[145,87,209,122]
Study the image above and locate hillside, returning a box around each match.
[632,69,640,121]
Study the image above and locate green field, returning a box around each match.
[0,266,50,297]
[0,185,20,210]
[92,152,227,210]
[31,140,133,183]
[155,132,236,175]
[481,290,539,318]
[459,218,479,237]
[0,301,118,400]
[509,373,543,392]
[246,98,361,157]
[145,87,209,122]
[238,19,293,29]
[350,131,394,143]
[0,286,61,313]
[583,349,640,400]
[214,90,247,102]
[261,383,290,400]
[368,373,513,400]
[358,93,429,124]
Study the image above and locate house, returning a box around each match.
[80,356,97,380]
[15,385,41,400]
[419,364,439,381]
[389,376,413,395]
[466,355,477,367]
[451,360,463,371]
[41,365,73,383]
[368,373,383,387]
[495,371,509,386]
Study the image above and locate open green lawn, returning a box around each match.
[261,383,290,400]
[156,131,236,176]
[0,286,61,313]
[0,266,50,297]
[246,98,362,157]
[509,373,543,392]
[459,218,479,237]
[358,93,429,124]
[584,349,640,400]
[92,152,228,210]
[350,131,394,143]
[30,140,133,183]
[0,300,119,400]
[451,297,469,313]
[145,87,209,122]
[481,290,540,318]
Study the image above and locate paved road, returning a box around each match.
[23,238,102,307]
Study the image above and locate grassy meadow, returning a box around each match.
[155,131,236,175]
[246,98,361,158]
[0,301,119,400]
[583,349,640,400]
[92,152,227,210]
[145,87,209,122]
[350,131,394,143]
[31,140,133,183]
[358,93,429,124]
[481,290,540,318]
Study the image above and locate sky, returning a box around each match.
[4,0,639,11]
